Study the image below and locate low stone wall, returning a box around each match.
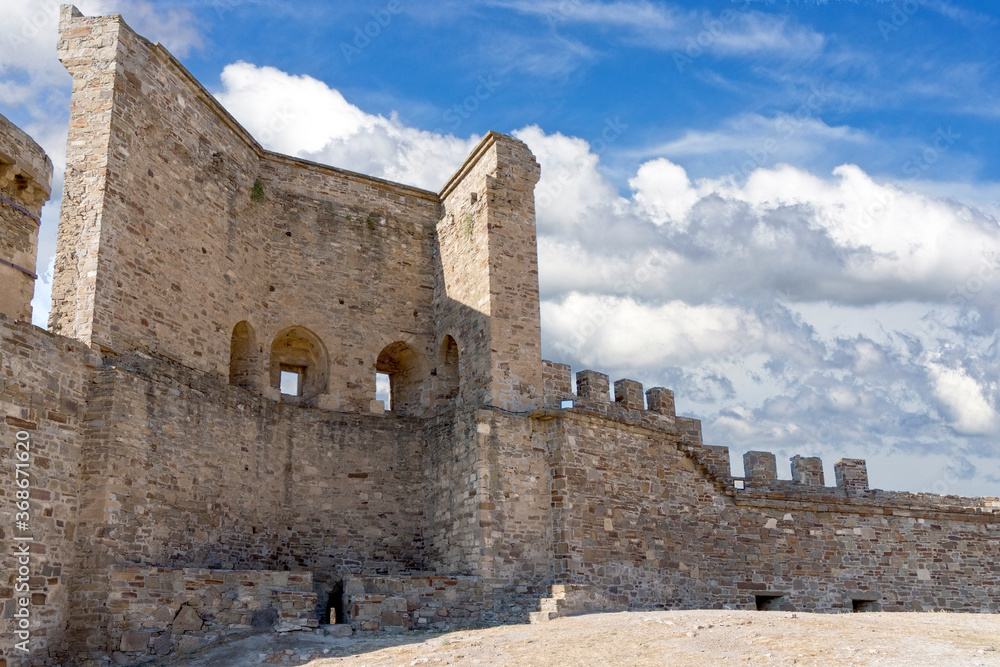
[346,575,543,632]
[107,566,318,661]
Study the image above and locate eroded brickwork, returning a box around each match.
[2,6,1000,666]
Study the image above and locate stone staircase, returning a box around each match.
[528,584,570,623]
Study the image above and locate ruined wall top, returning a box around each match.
[48,7,545,415]
[0,112,52,321]
[0,112,53,203]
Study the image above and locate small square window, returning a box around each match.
[280,367,304,396]
[560,399,575,409]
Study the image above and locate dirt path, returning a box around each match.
[163,610,1000,667]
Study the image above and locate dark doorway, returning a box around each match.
[755,594,785,611]
[852,598,880,612]
[326,581,346,625]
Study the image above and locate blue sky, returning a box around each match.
[3,0,1000,495]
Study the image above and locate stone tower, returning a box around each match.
[0,113,52,322]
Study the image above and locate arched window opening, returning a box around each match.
[269,326,328,402]
[229,321,259,389]
[376,341,427,415]
[437,335,460,405]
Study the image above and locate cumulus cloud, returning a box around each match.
[1,1,201,113]
[926,363,999,436]
[215,63,479,191]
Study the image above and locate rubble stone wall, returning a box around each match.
[107,566,317,662]
[0,315,98,664]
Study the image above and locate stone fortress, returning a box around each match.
[2,6,999,666]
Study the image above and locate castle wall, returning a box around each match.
[258,155,440,412]
[67,354,427,655]
[0,113,52,322]
[52,8,271,368]
[0,315,99,664]
[547,371,1000,614]
[51,9,445,415]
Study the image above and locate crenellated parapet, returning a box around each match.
[540,361,685,428]
[739,451,868,493]
[538,360,737,481]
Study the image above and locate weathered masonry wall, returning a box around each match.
[107,566,317,662]
[259,155,440,413]
[542,365,1000,614]
[51,7,270,366]
[0,315,99,665]
[51,8,446,414]
[437,135,544,413]
[68,354,427,656]
[0,113,52,323]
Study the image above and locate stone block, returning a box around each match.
[835,459,869,490]
[791,455,824,486]
[576,370,609,401]
[172,606,203,633]
[119,630,150,653]
[614,379,644,410]
[645,387,675,417]
[743,451,777,481]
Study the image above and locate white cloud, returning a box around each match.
[1,1,201,108]
[926,363,999,436]
[543,293,759,369]
[629,158,699,229]
[512,125,625,234]
[30,257,55,329]
[215,62,478,191]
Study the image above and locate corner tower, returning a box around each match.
[436,132,543,412]
[0,113,52,322]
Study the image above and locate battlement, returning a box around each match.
[542,361,681,421]
[738,451,868,491]
[0,112,52,322]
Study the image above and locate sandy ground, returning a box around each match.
[159,610,1000,667]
